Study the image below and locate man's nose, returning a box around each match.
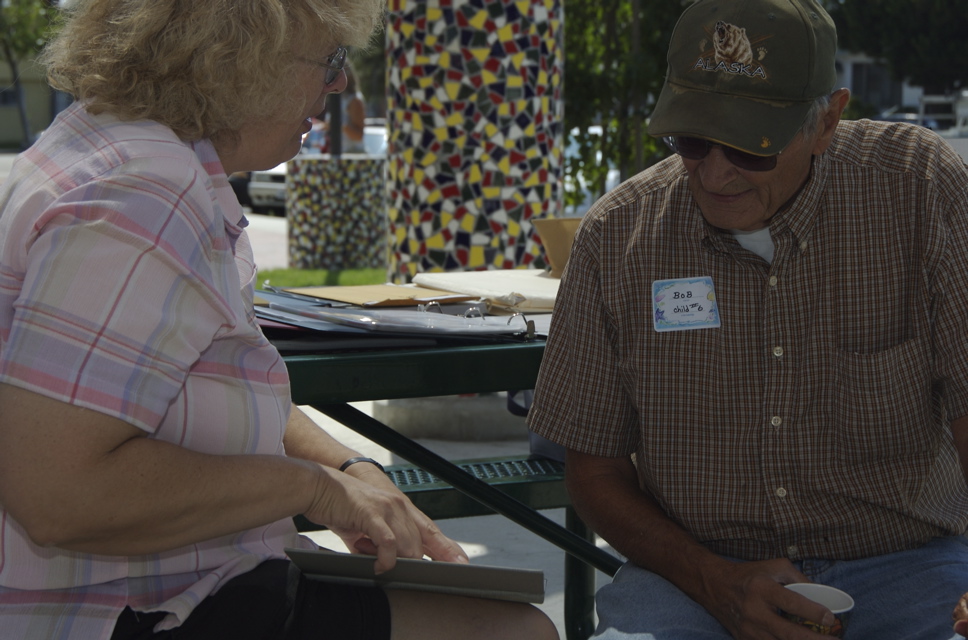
[697,145,739,188]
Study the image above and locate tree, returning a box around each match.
[562,0,683,209]
[0,0,59,149]
[350,41,387,119]
[827,0,968,95]
[354,1,683,209]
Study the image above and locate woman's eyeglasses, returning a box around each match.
[299,46,347,86]
[663,136,779,172]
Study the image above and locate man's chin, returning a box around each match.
[700,211,768,233]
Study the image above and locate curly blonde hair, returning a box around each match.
[41,0,384,141]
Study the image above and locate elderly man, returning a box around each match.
[528,0,968,637]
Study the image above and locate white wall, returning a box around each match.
[943,137,968,163]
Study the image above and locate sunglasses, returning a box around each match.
[663,136,779,172]
[299,45,348,86]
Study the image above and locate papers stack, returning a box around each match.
[413,270,559,313]
[254,285,535,343]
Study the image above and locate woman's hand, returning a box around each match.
[281,405,470,568]
[306,463,468,573]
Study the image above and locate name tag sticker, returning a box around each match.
[652,276,721,332]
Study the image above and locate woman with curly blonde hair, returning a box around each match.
[0,1,558,639]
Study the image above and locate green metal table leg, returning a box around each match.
[565,506,598,640]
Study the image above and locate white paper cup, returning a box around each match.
[783,583,854,637]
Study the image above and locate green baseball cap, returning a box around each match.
[647,0,838,156]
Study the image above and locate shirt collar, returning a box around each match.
[189,138,247,231]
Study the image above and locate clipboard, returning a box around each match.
[266,302,532,337]
[286,547,545,603]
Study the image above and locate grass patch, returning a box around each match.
[256,267,386,289]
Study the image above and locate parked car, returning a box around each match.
[247,123,388,215]
[876,108,942,130]
[247,163,288,215]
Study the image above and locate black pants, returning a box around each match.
[110,560,391,640]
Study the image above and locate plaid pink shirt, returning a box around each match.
[529,119,968,562]
[0,102,310,639]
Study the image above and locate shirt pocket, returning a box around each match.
[830,336,934,461]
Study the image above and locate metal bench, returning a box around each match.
[294,454,622,640]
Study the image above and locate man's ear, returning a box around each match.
[812,88,851,155]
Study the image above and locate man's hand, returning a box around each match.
[565,449,838,639]
[952,592,968,637]
[698,559,837,639]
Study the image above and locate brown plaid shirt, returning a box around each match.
[529,119,968,561]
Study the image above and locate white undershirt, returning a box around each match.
[732,227,775,264]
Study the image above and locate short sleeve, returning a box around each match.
[0,159,235,432]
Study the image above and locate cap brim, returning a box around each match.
[647,80,813,156]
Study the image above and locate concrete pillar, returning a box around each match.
[287,155,388,270]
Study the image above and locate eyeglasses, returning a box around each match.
[299,45,347,86]
[663,136,779,172]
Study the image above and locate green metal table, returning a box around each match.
[283,340,622,639]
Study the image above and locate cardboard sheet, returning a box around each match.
[413,270,559,312]
[533,218,581,278]
[283,284,479,307]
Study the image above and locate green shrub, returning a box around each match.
[255,268,386,289]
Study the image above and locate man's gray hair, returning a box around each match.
[800,94,833,139]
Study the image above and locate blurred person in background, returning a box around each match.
[329,61,367,154]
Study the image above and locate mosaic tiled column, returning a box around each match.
[287,156,388,270]
[386,0,564,282]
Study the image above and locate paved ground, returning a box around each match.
[245,211,289,271]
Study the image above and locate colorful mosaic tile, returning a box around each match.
[287,157,388,270]
[386,0,564,282]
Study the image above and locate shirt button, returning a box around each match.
[769,276,778,286]
[787,545,799,557]
[772,346,784,358]
[775,487,788,498]
[771,416,783,427]
[800,240,808,251]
